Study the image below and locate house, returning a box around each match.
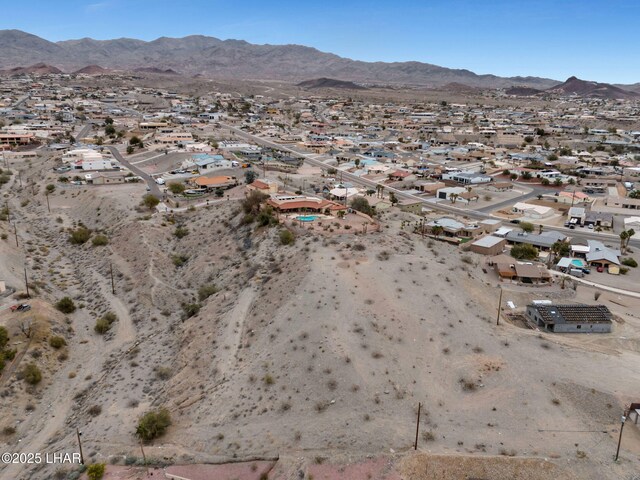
[85,172,127,185]
[479,219,502,233]
[266,194,345,214]
[0,133,34,146]
[388,170,412,181]
[489,255,551,283]
[571,240,621,267]
[246,179,278,195]
[623,217,640,231]
[525,304,612,333]
[426,217,482,238]
[415,181,445,194]
[469,235,506,255]
[192,175,238,190]
[505,230,567,251]
[567,207,586,226]
[442,171,492,185]
[557,191,590,205]
[329,186,359,201]
[512,202,554,219]
[585,211,613,228]
[488,182,514,192]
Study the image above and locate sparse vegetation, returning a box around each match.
[86,463,106,480]
[69,227,91,244]
[49,336,66,349]
[22,363,42,385]
[136,408,171,442]
[197,284,218,301]
[91,234,109,246]
[55,297,76,314]
[279,229,295,245]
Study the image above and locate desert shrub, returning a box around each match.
[154,366,172,380]
[459,377,477,391]
[91,234,109,246]
[377,250,391,261]
[88,405,102,416]
[352,243,366,251]
[461,255,473,264]
[174,226,189,238]
[22,363,42,385]
[197,284,218,301]
[49,336,66,349]
[181,303,201,319]
[279,229,295,245]
[55,297,76,314]
[69,227,91,245]
[136,408,171,442]
[242,191,268,215]
[622,257,637,268]
[0,326,8,350]
[86,463,106,480]
[171,254,189,267]
[94,318,111,334]
[2,426,16,436]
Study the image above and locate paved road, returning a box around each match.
[476,185,546,213]
[106,145,163,198]
[220,124,640,248]
[75,123,92,141]
[549,271,640,298]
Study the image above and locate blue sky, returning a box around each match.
[5,0,640,83]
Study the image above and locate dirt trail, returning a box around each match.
[218,287,256,379]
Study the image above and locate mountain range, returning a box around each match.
[0,29,560,89]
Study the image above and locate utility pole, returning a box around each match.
[140,439,149,475]
[45,191,51,213]
[14,223,18,247]
[110,262,115,295]
[24,267,30,298]
[496,286,503,325]
[615,412,627,461]
[18,170,22,188]
[76,428,84,465]
[414,402,422,450]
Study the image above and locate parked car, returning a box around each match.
[581,268,591,274]
[569,268,584,278]
[588,224,594,229]
[510,219,521,224]
[11,304,31,312]
[597,266,604,273]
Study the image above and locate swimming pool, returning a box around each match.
[570,259,586,268]
[297,215,319,222]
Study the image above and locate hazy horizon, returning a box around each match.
[3,0,640,84]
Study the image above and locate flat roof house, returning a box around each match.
[469,235,506,256]
[505,230,567,251]
[526,304,612,333]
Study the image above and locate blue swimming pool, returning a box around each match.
[571,259,586,267]
[297,215,319,222]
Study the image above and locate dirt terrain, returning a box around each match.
[1,154,640,480]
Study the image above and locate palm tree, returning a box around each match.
[620,231,629,254]
[450,193,459,204]
[431,225,444,238]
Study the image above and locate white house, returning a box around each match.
[512,202,554,219]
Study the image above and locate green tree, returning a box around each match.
[510,243,539,260]
[389,191,399,206]
[168,182,185,194]
[350,197,374,216]
[46,184,56,193]
[520,222,535,233]
[126,145,134,155]
[0,326,8,350]
[129,136,141,145]
[245,170,258,184]
[141,194,159,210]
[242,191,267,215]
[553,178,563,186]
[431,225,444,238]
[105,125,116,136]
[521,171,532,180]
[136,408,172,443]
